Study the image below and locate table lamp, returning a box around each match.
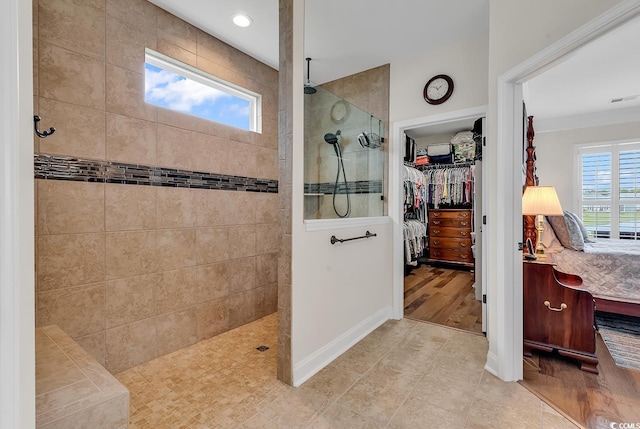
[522,186,563,255]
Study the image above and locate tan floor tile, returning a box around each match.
[388,399,467,429]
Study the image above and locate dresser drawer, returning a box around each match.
[429,218,471,228]
[430,227,471,239]
[430,210,471,220]
[429,237,471,250]
[429,248,474,263]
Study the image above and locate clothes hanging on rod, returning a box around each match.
[403,219,427,265]
[420,164,473,208]
[402,165,426,222]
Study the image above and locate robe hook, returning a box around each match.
[34,115,55,138]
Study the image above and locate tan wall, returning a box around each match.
[33,0,279,373]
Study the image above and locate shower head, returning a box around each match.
[304,57,317,94]
[323,130,341,145]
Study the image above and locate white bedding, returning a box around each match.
[584,238,640,256]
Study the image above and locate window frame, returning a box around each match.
[144,48,262,133]
[575,140,640,240]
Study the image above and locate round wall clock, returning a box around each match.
[423,74,454,105]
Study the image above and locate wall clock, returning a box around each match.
[423,74,454,105]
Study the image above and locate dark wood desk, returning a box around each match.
[523,255,598,373]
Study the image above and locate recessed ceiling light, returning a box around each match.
[232,14,253,28]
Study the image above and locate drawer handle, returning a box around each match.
[433,240,440,245]
[433,251,441,257]
[460,242,467,247]
[433,212,441,217]
[433,220,441,225]
[460,231,467,236]
[460,221,468,226]
[544,301,567,312]
[433,230,440,235]
[462,213,469,218]
[461,254,468,258]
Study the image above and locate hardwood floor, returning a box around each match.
[520,332,640,428]
[404,264,483,334]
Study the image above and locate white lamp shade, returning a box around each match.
[522,186,564,216]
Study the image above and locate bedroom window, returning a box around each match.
[578,142,640,240]
[144,49,261,132]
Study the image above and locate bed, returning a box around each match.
[524,115,640,318]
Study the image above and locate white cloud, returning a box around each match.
[145,66,227,113]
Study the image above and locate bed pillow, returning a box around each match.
[540,217,563,252]
[547,215,572,249]
[563,211,585,251]
[564,211,595,243]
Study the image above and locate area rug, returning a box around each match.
[596,312,640,372]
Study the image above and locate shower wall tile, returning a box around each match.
[38,0,106,61]
[156,9,197,54]
[74,331,106,367]
[105,273,157,328]
[105,0,157,34]
[255,283,278,319]
[228,225,257,260]
[36,282,105,338]
[228,257,256,294]
[255,193,279,224]
[37,180,104,235]
[105,113,157,165]
[228,290,256,330]
[256,223,280,254]
[157,228,196,270]
[155,267,198,315]
[35,0,280,373]
[37,233,105,291]
[105,64,156,122]
[157,187,197,229]
[38,98,106,160]
[195,227,230,265]
[39,42,105,110]
[105,230,157,280]
[106,15,156,74]
[196,262,229,302]
[105,317,157,373]
[155,307,197,356]
[192,132,230,175]
[105,184,157,231]
[256,253,278,286]
[157,39,197,68]
[195,298,229,341]
[196,190,231,227]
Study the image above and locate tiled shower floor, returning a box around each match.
[116,314,576,428]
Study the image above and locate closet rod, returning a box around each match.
[417,160,475,170]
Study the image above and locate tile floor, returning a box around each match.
[116,313,577,428]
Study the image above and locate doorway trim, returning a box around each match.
[391,105,488,321]
[494,0,640,381]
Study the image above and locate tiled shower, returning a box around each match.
[34,0,279,373]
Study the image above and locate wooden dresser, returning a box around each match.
[523,255,598,373]
[428,208,474,268]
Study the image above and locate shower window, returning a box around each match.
[304,86,386,219]
[144,49,261,132]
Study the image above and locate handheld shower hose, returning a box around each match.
[323,131,351,218]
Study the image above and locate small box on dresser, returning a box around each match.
[428,208,474,268]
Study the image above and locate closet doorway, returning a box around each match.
[396,108,487,335]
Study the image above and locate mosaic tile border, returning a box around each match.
[34,154,278,193]
[304,180,382,195]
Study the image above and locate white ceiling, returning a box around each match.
[148,0,639,133]
[147,0,489,85]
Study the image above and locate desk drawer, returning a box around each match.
[429,218,471,228]
[430,248,473,263]
[430,210,471,220]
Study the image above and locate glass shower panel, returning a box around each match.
[304,86,385,219]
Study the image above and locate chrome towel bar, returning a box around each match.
[330,230,377,245]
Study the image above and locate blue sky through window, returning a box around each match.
[144,63,251,130]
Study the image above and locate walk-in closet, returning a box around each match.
[402,117,486,335]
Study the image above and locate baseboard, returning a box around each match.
[292,306,392,387]
[485,350,499,377]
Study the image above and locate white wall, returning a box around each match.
[535,121,640,211]
[0,0,35,426]
[390,33,489,123]
[486,0,625,380]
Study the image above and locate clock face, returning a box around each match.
[423,74,454,105]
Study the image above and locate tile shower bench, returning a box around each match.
[36,325,129,428]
